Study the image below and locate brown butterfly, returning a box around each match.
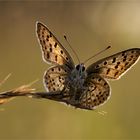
[36,22,140,110]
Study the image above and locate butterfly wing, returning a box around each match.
[76,74,110,110]
[36,22,75,69]
[86,48,140,79]
[44,65,70,92]
[43,65,71,102]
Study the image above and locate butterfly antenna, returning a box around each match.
[64,35,80,64]
[83,46,111,64]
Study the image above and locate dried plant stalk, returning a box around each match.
[0,76,64,105]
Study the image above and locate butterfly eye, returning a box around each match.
[76,65,80,70]
[82,66,85,71]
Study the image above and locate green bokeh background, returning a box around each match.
[0,1,140,139]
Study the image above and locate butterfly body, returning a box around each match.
[67,64,86,91]
[36,22,140,110]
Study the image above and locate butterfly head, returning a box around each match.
[73,63,87,80]
[75,63,85,74]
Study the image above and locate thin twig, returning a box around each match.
[0,77,38,104]
[0,74,70,105]
[0,81,68,105]
[0,82,36,104]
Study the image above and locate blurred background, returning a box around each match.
[0,1,140,139]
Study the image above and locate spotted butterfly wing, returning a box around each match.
[77,74,110,110]
[36,22,74,99]
[44,65,70,92]
[43,65,72,102]
[36,22,75,69]
[87,48,140,79]
[78,48,140,110]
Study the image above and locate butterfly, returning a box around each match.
[36,22,140,110]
